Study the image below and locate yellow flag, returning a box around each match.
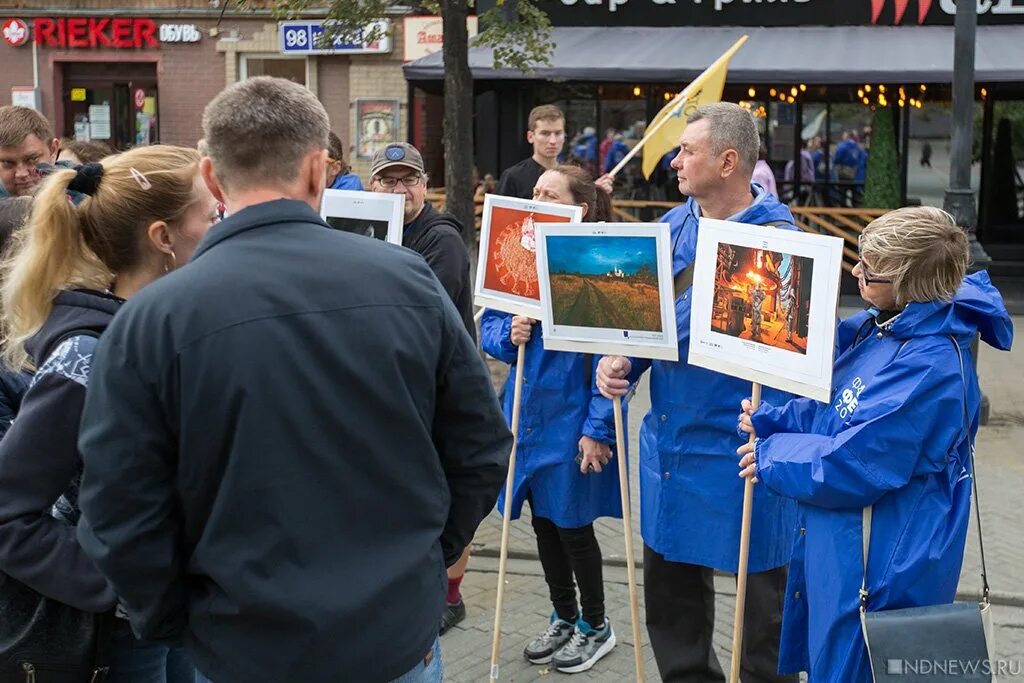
[641,37,747,179]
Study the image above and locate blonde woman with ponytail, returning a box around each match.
[0,145,218,683]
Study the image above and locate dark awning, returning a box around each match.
[402,25,1024,84]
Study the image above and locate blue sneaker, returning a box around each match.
[523,612,576,665]
[552,617,616,673]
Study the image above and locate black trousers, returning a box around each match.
[644,545,796,683]
[531,512,606,626]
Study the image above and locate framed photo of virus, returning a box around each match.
[474,193,583,318]
[688,218,844,402]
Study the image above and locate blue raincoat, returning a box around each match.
[481,312,623,528]
[624,186,798,572]
[751,272,1013,682]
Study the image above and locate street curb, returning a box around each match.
[471,547,1024,608]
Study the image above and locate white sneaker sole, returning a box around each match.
[554,631,617,674]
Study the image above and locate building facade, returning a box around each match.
[0,0,413,179]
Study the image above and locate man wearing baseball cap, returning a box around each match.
[369,142,477,634]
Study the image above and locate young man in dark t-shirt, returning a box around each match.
[496,105,566,200]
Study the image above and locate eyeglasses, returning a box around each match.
[375,174,422,188]
[856,234,892,285]
[855,262,892,285]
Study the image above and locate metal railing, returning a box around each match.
[426,192,887,274]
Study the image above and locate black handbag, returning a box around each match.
[0,571,114,682]
[859,337,997,682]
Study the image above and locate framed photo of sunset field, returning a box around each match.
[534,222,678,361]
[474,194,584,318]
[688,218,844,402]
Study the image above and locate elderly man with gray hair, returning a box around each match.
[597,102,799,682]
[75,76,512,683]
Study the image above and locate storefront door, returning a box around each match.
[60,61,158,150]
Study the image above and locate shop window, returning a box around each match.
[906,100,982,210]
[241,56,309,87]
[979,99,1024,242]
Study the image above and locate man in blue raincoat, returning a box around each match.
[598,102,798,682]
[737,208,1013,682]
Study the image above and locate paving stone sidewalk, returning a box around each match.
[456,315,1024,680]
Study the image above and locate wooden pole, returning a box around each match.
[489,343,527,681]
[474,308,485,323]
[613,396,644,682]
[606,34,749,179]
[729,381,762,683]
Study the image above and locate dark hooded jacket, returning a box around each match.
[0,289,121,612]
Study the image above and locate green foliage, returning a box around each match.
[256,0,554,71]
[863,106,901,209]
[474,0,553,72]
[986,117,1021,225]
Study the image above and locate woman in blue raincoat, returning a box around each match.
[737,207,1013,682]
[481,165,621,675]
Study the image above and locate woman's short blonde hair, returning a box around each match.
[859,206,969,308]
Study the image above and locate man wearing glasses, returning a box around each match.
[368,143,473,341]
[369,142,477,635]
[0,106,60,198]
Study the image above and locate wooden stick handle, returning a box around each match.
[474,308,485,323]
[489,343,527,681]
[613,396,645,681]
[729,382,762,683]
[606,34,749,179]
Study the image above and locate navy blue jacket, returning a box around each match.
[0,289,120,612]
[76,199,511,683]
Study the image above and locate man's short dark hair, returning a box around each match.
[202,77,330,191]
[0,106,53,148]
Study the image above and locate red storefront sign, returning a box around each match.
[33,18,158,49]
[1,18,29,46]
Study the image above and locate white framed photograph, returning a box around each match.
[320,189,403,245]
[474,194,583,318]
[534,222,679,362]
[688,218,844,402]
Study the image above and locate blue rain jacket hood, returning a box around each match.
[629,186,798,572]
[750,271,1012,681]
[481,312,624,528]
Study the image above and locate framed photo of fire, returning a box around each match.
[474,194,583,318]
[534,222,679,362]
[688,218,844,402]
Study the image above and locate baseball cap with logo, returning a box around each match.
[370,143,425,178]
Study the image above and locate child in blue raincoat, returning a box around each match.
[481,165,622,675]
[737,207,1013,682]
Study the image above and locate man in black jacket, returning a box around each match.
[495,104,565,200]
[368,142,475,341]
[368,143,477,633]
[76,76,512,683]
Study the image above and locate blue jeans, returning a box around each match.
[107,622,196,683]
[194,638,442,683]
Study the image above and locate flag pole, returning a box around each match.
[606,34,750,179]
[730,380,761,683]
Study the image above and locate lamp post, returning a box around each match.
[944,0,990,268]
[944,0,991,424]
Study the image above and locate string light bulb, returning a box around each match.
[748,87,756,98]
[769,88,777,97]
[633,86,641,97]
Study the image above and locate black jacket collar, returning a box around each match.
[192,199,326,262]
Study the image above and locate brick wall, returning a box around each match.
[347,22,408,180]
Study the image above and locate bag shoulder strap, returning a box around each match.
[860,335,989,612]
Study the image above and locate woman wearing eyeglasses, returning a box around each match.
[734,207,1013,682]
